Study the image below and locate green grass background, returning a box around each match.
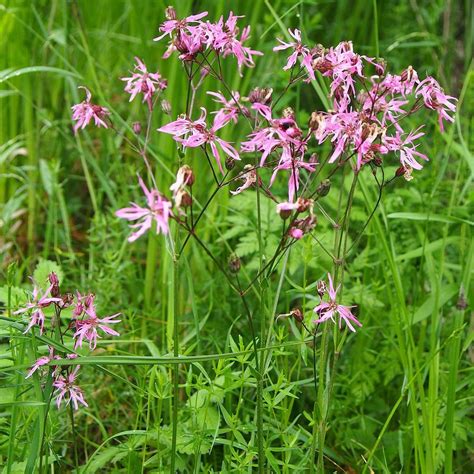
[0,0,473,472]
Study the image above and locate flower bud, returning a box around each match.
[278,208,292,220]
[373,155,383,167]
[248,87,273,105]
[316,179,331,197]
[161,99,171,115]
[200,66,210,79]
[395,165,414,181]
[310,44,325,57]
[49,272,60,297]
[228,254,241,274]
[178,164,195,187]
[165,6,176,20]
[401,65,415,83]
[133,121,142,134]
[296,198,313,213]
[225,157,236,170]
[282,107,295,119]
[312,57,332,74]
[61,292,74,308]
[178,190,192,208]
[241,106,251,118]
[395,165,406,177]
[290,308,303,323]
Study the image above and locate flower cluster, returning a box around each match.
[158,107,240,173]
[313,273,362,332]
[154,8,262,73]
[115,176,173,242]
[15,272,121,410]
[71,87,110,134]
[121,57,168,110]
[69,8,457,341]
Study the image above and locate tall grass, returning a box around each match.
[1,0,472,472]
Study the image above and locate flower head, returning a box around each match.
[122,57,167,110]
[71,87,110,134]
[116,176,172,242]
[154,10,208,42]
[273,29,315,80]
[210,12,263,74]
[72,293,120,350]
[53,366,88,410]
[415,77,456,132]
[384,128,428,171]
[159,108,240,173]
[207,90,244,126]
[26,346,60,379]
[313,273,361,332]
[14,280,61,334]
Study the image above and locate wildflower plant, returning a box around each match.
[15,272,120,410]
[13,5,459,472]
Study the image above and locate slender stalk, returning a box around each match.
[170,230,180,473]
[235,276,264,473]
[69,403,79,468]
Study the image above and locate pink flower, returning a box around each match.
[53,366,88,410]
[313,273,361,332]
[210,12,263,74]
[26,346,60,379]
[384,128,428,170]
[71,87,110,134]
[154,10,262,71]
[157,111,206,141]
[14,281,61,334]
[121,57,167,110]
[415,77,456,132]
[241,105,305,167]
[159,108,240,173]
[273,29,315,80]
[380,66,419,96]
[314,41,365,110]
[360,85,408,128]
[317,112,361,162]
[207,90,243,126]
[270,156,316,202]
[116,176,172,242]
[154,10,208,42]
[72,294,120,350]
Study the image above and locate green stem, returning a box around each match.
[316,170,358,473]
[170,233,180,473]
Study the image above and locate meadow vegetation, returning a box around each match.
[0,1,472,472]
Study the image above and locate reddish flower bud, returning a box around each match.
[316,179,331,197]
[225,157,236,170]
[49,272,60,297]
[60,292,74,308]
[290,308,303,323]
[161,100,172,115]
[132,122,142,134]
[317,280,327,298]
[228,254,241,274]
[248,87,273,105]
[165,6,177,20]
